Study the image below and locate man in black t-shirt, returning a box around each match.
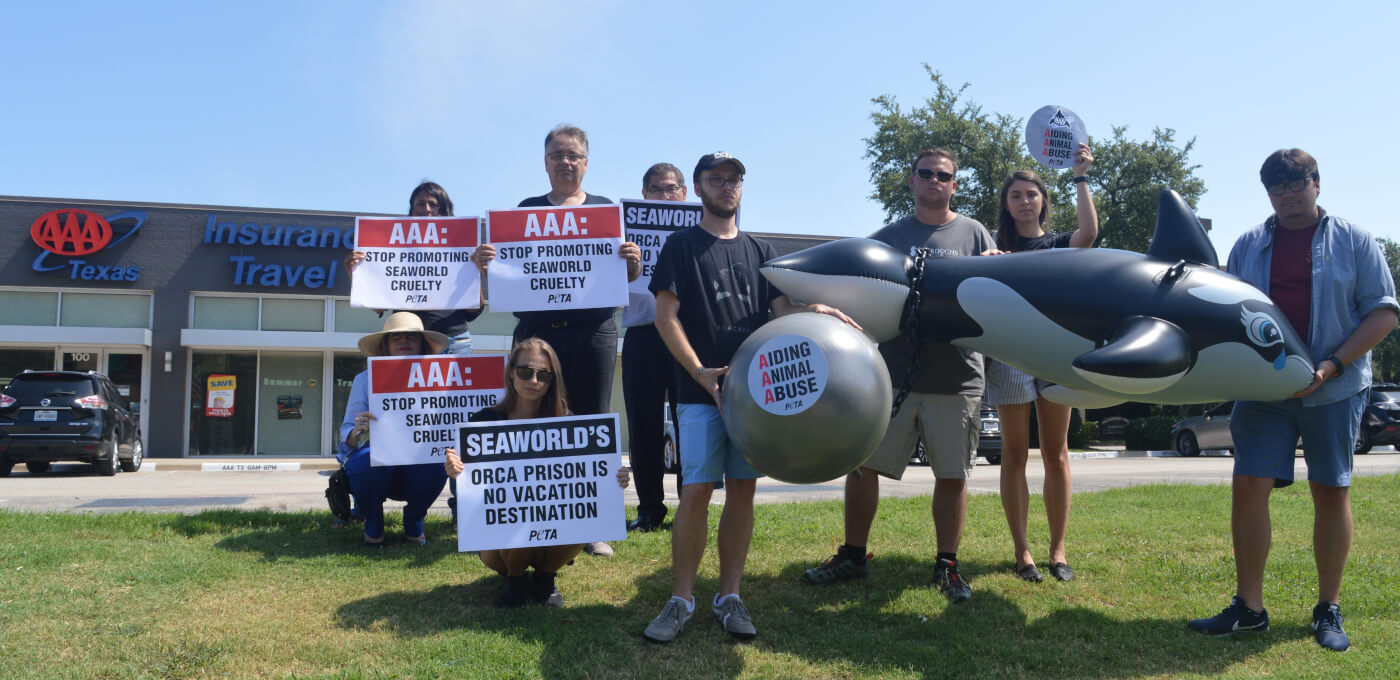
[641,152,856,643]
[471,124,640,558]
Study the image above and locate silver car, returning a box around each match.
[1171,401,1236,456]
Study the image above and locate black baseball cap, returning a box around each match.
[693,152,746,184]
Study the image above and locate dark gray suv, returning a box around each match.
[0,370,144,476]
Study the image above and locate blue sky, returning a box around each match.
[2,1,1394,256]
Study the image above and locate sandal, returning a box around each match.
[1016,563,1043,583]
[1049,562,1076,582]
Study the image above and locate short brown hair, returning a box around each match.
[1259,148,1318,187]
[911,147,959,176]
[642,163,683,190]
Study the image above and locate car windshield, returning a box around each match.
[1375,389,1400,403]
[3,376,95,401]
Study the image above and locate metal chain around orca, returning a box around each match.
[890,247,931,418]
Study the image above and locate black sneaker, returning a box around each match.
[494,575,530,608]
[802,550,870,585]
[1188,596,1269,635]
[932,558,972,603]
[531,571,564,608]
[1312,602,1349,651]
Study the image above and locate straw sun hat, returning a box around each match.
[357,312,449,356]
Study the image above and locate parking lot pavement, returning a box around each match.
[0,449,1396,514]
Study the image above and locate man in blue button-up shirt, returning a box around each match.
[1188,149,1397,651]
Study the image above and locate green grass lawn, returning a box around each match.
[2,474,1397,679]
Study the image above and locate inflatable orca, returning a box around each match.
[761,190,1314,407]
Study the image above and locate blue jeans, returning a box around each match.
[346,449,447,539]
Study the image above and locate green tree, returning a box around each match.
[1372,237,1400,382]
[866,68,1206,253]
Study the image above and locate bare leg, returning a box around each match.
[1232,474,1275,612]
[670,481,715,600]
[1310,481,1352,604]
[843,467,881,547]
[933,478,968,554]
[997,403,1034,568]
[1036,398,1073,565]
[535,544,586,573]
[716,478,756,597]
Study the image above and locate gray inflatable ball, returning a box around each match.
[721,312,892,484]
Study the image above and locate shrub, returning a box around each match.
[1125,416,1176,450]
[1067,409,1089,449]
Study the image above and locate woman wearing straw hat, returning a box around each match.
[338,312,451,547]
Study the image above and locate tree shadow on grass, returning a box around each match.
[164,510,458,565]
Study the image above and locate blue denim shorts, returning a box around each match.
[1230,390,1366,488]
[677,402,762,485]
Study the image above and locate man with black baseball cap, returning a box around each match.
[642,152,855,643]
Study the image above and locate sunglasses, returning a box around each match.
[915,169,955,182]
[513,365,556,384]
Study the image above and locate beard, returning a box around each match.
[700,190,739,219]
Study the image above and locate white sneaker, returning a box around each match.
[583,541,614,557]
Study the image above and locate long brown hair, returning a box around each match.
[996,170,1052,251]
[495,338,570,418]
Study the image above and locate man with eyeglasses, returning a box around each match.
[474,123,642,558]
[642,152,856,643]
[622,163,688,533]
[802,148,995,606]
[1188,149,1396,651]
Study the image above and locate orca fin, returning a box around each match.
[1146,190,1218,267]
[1072,316,1193,394]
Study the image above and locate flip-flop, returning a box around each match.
[1017,563,1043,583]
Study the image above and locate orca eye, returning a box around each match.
[1241,309,1284,348]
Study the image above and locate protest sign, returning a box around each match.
[620,198,703,321]
[366,354,506,467]
[484,205,627,312]
[455,414,625,551]
[1025,105,1089,171]
[351,216,481,311]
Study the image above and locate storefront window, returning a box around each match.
[193,297,258,330]
[60,293,151,328]
[0,348,57,387]
[189,351,257,455]
[256,352,323,455]
[262,298,324,332]
[0,292,59,326]
[334,300,382,333]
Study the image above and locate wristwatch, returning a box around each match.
[1073,176,1089,184]
[1324,354,1345,376]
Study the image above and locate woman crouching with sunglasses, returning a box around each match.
[445,338,630,607]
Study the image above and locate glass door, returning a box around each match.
[105,352,149,446]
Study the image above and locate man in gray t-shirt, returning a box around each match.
[802,148,994,604]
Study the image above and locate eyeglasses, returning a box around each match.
[646,184,684,196]
[915,169,955,183]
[704,176,744,189]
[513,365,555,384]
[547,152,587,164]
[1265,176,1315,196]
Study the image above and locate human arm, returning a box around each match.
[337,372,376,455]
[654,289,724,407]
[444,447,463,477]
[1068,143,1099,249]
[1293,307,1399,398]
[771,295,862,331]
[620,241,642,281]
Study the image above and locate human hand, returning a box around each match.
[1291,359,1340,399]
[615,465,631,489]
[806,303,863,332]
[979,248,1007,256]
[1073,143,1094,178]
[444,447,463,477]
[698,366,728,409]
[343,251,366,275]
[472,244,497,272]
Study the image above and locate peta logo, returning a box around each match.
[30,208,145,281]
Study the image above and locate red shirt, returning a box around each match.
[1269,220,1318,344]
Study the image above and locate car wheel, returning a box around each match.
[26,461,53,474]
[1355,428,1372,456]
[121,439,144,472]
[913,442,928,466]
[0,459,11,477]
[1177,431,1201,457]
[662,434,678,472]
[95,437,119,476]
[984,453,1002,465]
